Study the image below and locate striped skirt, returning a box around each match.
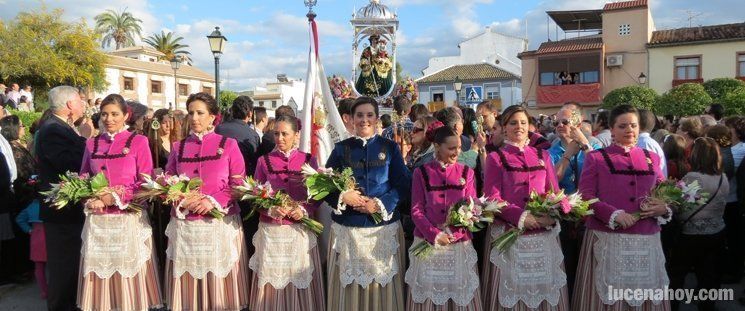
[571,230,670,311]
[327,222,406,311]
[480,225,570,311]
[163,218,250,311]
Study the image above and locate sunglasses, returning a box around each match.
[553,119,571,127]
[412,127,424,134]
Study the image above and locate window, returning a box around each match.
[540,72,556,86]
[432,93,444,102]
[258,101,265,107]
[738,53,745,77]
[123,77,134,91]
[178,84,189,96]
[202,86,212,94]
[151,81,162,94]
[578,71,599,83]
[618,24,631,36]
[675,57,701,80]
[485,85,500,99]
[271,100,277,108]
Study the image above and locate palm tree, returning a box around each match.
[143,31,192,64]
[94,9,143,50]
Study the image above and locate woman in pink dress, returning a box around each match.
[77,94,161,311]
[249,115,325,311]
[406,124,483,310]
[164,92,249,311]
[481,105,569,311]
[572,104,670,311]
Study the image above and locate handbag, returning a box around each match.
[661,175,724,253]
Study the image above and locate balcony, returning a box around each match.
[672,79,703,87]
[537,83,601,106]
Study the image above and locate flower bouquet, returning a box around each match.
[641,179,708,215]
[233,177,324,235]
[299,163,390,222]
[394,77,419,102]
[491,190,596,253]
[40,172,141,213]
[411,197,507,258]
[135,173,226,219]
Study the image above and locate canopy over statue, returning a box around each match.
[351,0,399,100]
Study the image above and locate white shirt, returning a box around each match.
[595,129,612,148]
[19,89,33,104]
[637,132,667,178]
[0,127,17,184]
[727,142,745,202]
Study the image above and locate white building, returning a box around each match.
[239,75,305,118]
[421,26,528,78]
[93,46,215,110]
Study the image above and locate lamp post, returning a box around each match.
[207,26,227,105]
[170,56,181,110]
[453,76,463,106]
[638,72,647,85]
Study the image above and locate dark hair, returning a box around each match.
[663,134,689,176]
[381,114,392,129]
[432,126,458,145]
[275,115,299,132]
[186,92,219,115]
[476,100,497,113]
[392,95,412,116]
[0,115,21,141]
[230,96,254,120]
[100,94,128,115]
[91,112,101,130]
[351,97,379,117]
[434,107,462,130]
[19,95,27,103]
[499,105,530,127]
[275,105,295,118]
[609,104,639,127]
[707,103,724,121]
[730,116,745,142]
[152,108,171,123]
[338,98,356,117]
[409,103,429,123]
[125,100,148,128]
[637,109,656,133]
[253,107,267,124]
[679,116,704,139]
[690,137,722,175]
[706,125,732,148]
[461,107,478,139]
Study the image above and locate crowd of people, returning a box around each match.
[0,84,744,311]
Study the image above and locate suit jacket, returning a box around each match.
[0,153,10,213]
[257,130,275,158]
[36,116,86,224]
[216,119,260,176]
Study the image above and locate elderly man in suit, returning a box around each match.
[36,86,86,311]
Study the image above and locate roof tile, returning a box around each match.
[603,0,647,11]
[649,23,745,47]
[534,36,603,55]
[416,63,518,84]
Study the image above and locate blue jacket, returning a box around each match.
[324,135,411,227]
[15,200,41,233]
[548,140,600,194]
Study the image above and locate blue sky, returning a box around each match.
[5,0,744,91]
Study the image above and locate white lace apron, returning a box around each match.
[165,215,241,279]
[490,224,567,309]
[405,238,479,306]
[592,231,668,306]
[81,213,152,279]
[249,222,317,289]
[331,222,400,288]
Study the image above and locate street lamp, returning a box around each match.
[638,72,647,85]
[207,26,227,105]
[453,76,463,106]
[170,56,181,110]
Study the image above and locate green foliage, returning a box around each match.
[94,9,143,50]
[143,31,192,63]
[703,78,745,101]
[219,90,238,111]
[601,86,658,110]
[656,83,712,116]
[722,87,745,116]
[0,8,108,94]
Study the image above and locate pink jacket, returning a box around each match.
[482,144,560,233]
[579,145,665,234]
[254,149,320,225]
[411,161,476,244]
[80,131,153,214]
[166,132,246,220]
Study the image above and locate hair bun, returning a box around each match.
[425,121,444,143]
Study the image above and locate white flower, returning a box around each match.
[301,163,318,176]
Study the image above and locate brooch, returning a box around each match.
[646,157,652,164]
[378,152,386,160]
[122,147,130,155]
[459,178,466,185]
[217,148,224,155]
[538,159,545,166]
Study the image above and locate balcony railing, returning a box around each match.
[537,83,601,106]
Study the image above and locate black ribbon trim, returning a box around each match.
[90,132,136,160]
[177,136,228,163]
[599,148,655,176]
[496,147,545,172]
[420,165,470,192]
